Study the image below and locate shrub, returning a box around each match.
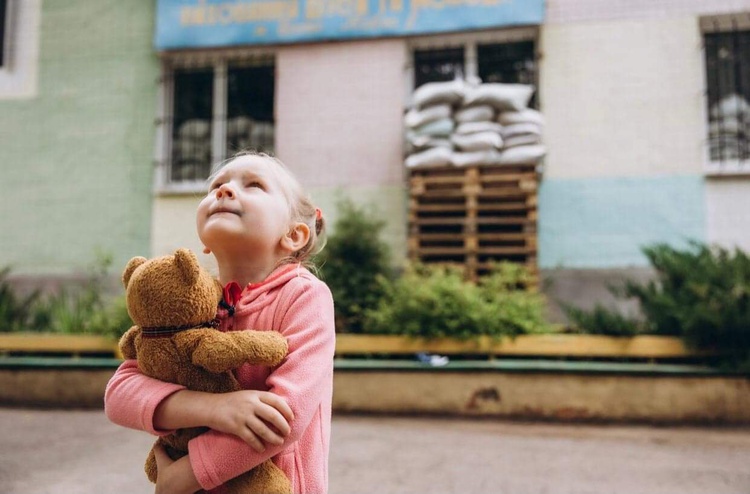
[624,243,750,365]
[564,303,642,337]
[565,242,750,368]
[0,268,44,332]
[363,263,550,339]
[317,198,393,333]
[0,253,132,338]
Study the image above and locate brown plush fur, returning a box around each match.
[119,248,291,494]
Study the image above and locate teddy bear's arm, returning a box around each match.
[118,326,141,360]
[176,329,288,374]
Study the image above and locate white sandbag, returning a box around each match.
[451,150,501,167]
[408,136,453,151]
[497,109,545,127]
[455,105,494,123]
[226,116,253,138]
[173,137,211,161]
[178,119,211,139]
[463,83,534,112]
[451,131,503,151]
[404,104,452,129]
[495,145,546,165]
[412,80,466,109]
[409,117,455,137]
[501,122,543,138]
[708,118,744,136]
[503,133,542,148]
[710,93,750,119]
[455,121,504,135]
[405,146,452,168]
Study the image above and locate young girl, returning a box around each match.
[105,151,335,494]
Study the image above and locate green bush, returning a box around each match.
[317,198,393,333]
[564,303,642,337]
[0,253,132,338]
[363,263,551,339]
[565,242,750,368]
[0,268,44,332]
[624,243,750,365]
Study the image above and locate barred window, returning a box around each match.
[165,57,275,185]
[412,39,538,107]
[1,0,8,68]
[705,29,750,165]
[414,47,465,88]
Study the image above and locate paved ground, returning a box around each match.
[0,408,749,494]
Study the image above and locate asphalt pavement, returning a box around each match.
[0,408,748,494]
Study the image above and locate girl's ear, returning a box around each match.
[281,222,311,253]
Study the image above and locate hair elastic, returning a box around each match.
[315,207,323,220]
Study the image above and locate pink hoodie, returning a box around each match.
[105,264,336,494]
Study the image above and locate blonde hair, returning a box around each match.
[208,150,326,268]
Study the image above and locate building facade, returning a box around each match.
[2,0,749,320]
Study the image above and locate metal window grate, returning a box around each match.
[477,41,537,107]
[705,29,750,163]
[0,0,7,67]
[414,47,464,88]
[169,68,214,182]
[225,63,275,158]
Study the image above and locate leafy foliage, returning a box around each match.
[363,263,551,339]
[624,243,750,365]
[0,253,132,337]
[317,198,393,333]
[566,242,750,368]
[564,303,642,337]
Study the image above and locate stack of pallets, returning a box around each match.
[408,164,539,283]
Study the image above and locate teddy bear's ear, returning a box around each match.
[174,248,200,285]
[122,257,147,288]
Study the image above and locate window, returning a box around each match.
[0,0,8,68]
[703,16,750,174]
[411,33,538,107]
[0,0,40,99]
[162,56,275,187]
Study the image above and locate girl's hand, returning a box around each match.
[152,444,201,494]
[206,390,295,452]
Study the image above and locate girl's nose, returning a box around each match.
[216,183,235,199]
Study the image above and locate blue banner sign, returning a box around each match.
[155,0,544,49]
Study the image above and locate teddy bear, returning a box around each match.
[118,248,292,494]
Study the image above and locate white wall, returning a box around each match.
[275,38,406,188]
[540,16,705,179]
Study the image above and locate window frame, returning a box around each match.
[404,27,540,106]
[155,50,276,194]
[700,14,750,177]
[0,0,40,100]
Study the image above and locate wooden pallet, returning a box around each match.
[408,164,539,283]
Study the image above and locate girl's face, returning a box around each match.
[197,156,292,258]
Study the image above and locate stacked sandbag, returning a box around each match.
[707,93,750,161]
[404,80,546,169]
[404,81,463,168]
[227,116,276,153]
[172,119,212,180]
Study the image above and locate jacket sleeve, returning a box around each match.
[104,359,186,435]
[187,278,336,490]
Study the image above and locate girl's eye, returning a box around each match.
[247,181,264,189]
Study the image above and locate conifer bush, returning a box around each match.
[317,198,393,333]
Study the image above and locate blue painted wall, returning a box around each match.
[538,176,706,268]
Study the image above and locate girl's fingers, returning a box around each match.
[256,404,292,437]
[246,416,284,445]
[238,427,267,453]
[259,393,295,423]
[152,444,174,469]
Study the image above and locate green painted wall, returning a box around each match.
[0,1,158,275]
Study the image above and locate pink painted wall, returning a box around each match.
[275,38,406,188]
